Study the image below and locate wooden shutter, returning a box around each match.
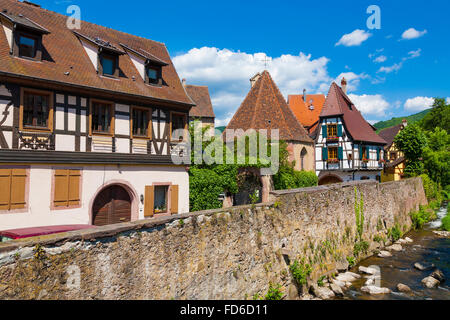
[322,147,328,161]
[10,169,26,210]
[171,185,179,215]
[322,125,327,138]
[366,147,370,160]
[68,170,81,206]
[144,186,154,218]
[338,147,344,160]
[54,170,69,207]
[359,145,363,160]
[377,148,381,161]
[337,124,343,137]
[0,169,11,210]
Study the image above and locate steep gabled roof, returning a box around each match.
[288,94,326,128]
[226,71,312,143]
[379,124,404,148]
[0,0,193,107]
[320,82,387,145]
[184,85,215,118]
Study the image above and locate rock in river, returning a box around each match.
[397,284,412,293]
[430,269,445,282]
[422,276,440,288]
[330,283,344,296]
[312,286,335,300]
[414,262,435,271]
[359,266,378,275]
[378,251,392,258]
[387,244,403,252]
[361,286,391,295]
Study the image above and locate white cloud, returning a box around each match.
[173,47,335,122]
[406,48,421,59]
[215,112,235,127]
[336,29,372,47]
[447,97,450,104]
[404,96,434,112]
[378,63,403,73]
[374,55,387,63]
[401,28,427,40]
[347,94,390,117]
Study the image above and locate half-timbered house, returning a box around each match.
[0,1,193,229]
[315,79,387,185]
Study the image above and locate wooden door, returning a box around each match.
[93,185,131,226]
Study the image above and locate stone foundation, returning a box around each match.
[0,178,427,300]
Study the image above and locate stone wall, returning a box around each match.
[0,178,427,300]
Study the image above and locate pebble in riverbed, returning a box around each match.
[386,243,403,252]
[378,251,392,258]
[397,283,412,293]
[422,276,440,288]
[361,286,391,295]
[433,231,450,237]
[414,262,435,271]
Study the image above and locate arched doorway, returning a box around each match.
[318,175,343,186]
[300,147,308,171]
[92,185,132,226]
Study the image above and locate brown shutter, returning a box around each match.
[54,169,69,207]
[170,185,179,215]
[10,169,26,210]
[0,169,11,210]
[68,170,81,206]
[144,186,154,218]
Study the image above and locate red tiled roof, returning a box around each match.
[320,82,387,145]
[288,94,326,128]
[225,71,312,142]
[184,85,215,118]
[0,0,193,107]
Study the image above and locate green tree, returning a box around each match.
[420,98,450,133]
[394,123,427,177]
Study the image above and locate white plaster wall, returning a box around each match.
[55,107,65,130]
[81,40,98,71]
[56,134,75,152]
[0,165,189,230]
[115,114,129,136]
[68,108,76,132]
[1,21,13,50]
[115,138,129,154]
[56,94,65,104]
[129,53,146,80]
[0,100,13,127]
[0,131,12,149]
[80,136,86,152]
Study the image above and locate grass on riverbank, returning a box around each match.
[410,202,440,230]
[442,207,450,231]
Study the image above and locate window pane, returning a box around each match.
[101,56,115,75]
[154,186,168,213]
[147,68,157,81]
[23,92,50,129]
[133,109,149,137]
[92,102,112,133]
[19,36,36,58]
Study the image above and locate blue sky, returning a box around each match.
[44,0,449,125]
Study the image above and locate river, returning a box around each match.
[340,204,450,300]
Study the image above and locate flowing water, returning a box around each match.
[340,205,450,300]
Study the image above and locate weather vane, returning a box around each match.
[260,56,271,69]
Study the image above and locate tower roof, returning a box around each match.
[320,82,387,145]
[226,71,312,142]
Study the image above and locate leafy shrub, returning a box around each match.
[421,174,440,202]
[346,256,356,268]
[353,241,369,257]
[290,259,312,286]
[273,167,318,191]
[388,225,403,242]
[442,208,450,232]
[264,283,283,300]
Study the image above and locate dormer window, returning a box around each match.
[73,32,125,78]
[99,52,118,77]
[18,34,37,58]
[146,64,161,85]
[0,11,50,61]
[120,43,168,86]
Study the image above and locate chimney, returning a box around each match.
[303,89,307,102]
[182,78,186,87]
[402,119,408,128]
[341,77,347,94]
